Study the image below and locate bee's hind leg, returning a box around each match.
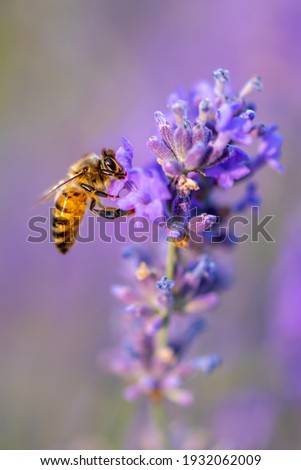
[89,198,134,220]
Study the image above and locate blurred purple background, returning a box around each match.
[1,0,300,449]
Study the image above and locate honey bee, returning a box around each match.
[40,149,134,254]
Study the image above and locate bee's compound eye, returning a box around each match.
[104,157,117,172]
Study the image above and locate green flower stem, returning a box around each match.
[166,241,176,281]
[152,242,177,448]
[151,398,171,449]
[157,242,176,348]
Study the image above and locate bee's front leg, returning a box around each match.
[80,183,119,199]
[89,198,134,220]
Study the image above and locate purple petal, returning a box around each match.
[257,125,283,171]
[268,159,285,172]
[190,354,222,373]
[123,384,142,401]
[117,168,170,220]
[145,317,164,336]
[171,99,188,125]
[165,388,194,406]
[117,137,134,170]
[192,124,212,146]
[184,293,219,314]
[111,285,139,304]
[233,182,261,212]
[215,102,237,132]
[174,122,192,159]
[147,136,175,161]
[154,111,177,154]
[108,138,133,196]
[162,158,183,177]
[205,147,251,187]
[185,142,206,170]
[125,303,154,317]
[139,199,165,221]
[188,213,217,234]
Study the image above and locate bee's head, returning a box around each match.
[100,149,126,180]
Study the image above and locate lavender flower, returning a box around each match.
[116,168,170,221]
[107,137,134,196]
[100,70,283,449]
[148,69,282,190]
[110,254,221,407]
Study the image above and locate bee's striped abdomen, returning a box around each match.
[52,187,87,254]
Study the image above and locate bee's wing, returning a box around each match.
[36,171,86,205]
